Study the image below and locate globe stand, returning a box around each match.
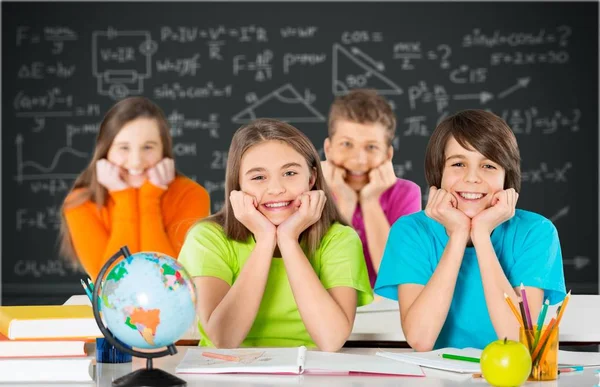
[92,246,187,387]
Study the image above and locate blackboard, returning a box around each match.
[2,2,598,305]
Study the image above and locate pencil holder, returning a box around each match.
[519,325,558,381]
[96,336,133,363]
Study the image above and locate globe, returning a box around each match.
[98,251,197,350]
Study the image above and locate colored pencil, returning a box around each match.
[533,299,550,347]
[80,279,92,301]
[441,354,480,363]
[520,284,533,331]
[518,300,533,350]
[558,366,583,372]
[531,317,556,362]
[202,352,241,362]
[555,291,571,326]
[504,292,524,327]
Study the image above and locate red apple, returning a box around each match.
[481,337,532,387]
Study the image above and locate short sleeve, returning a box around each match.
[374,214,433,301]
[387,179,422,224]
[318,224,374,306]
[507,218,566,305]
[178,221,235,285]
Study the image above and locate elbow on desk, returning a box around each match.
[313,325,352,352]
[204,328,244,349]
[404,330,435,352]
[316,339,345,353]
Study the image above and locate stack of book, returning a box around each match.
[0,304,102,383]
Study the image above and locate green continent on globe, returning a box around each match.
[160,263,186,291]
[106,265,128,282]
[123,306,161,346]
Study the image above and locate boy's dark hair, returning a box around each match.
[328,89,396,146]
[425,109,522,192]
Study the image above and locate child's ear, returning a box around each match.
[309,167,317,189]
[323,138,331,160]
[386,145,394,161]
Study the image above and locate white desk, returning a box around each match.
[350,295,600,344]
[65,294,600,345]
[91,347,600,386]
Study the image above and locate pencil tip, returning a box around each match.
[545,299,550,304]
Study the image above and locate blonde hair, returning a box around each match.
[207,118,346,256]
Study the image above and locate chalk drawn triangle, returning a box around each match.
[332,43,403,96]
[232,84,325,124]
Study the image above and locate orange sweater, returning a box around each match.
[64,176,210,279]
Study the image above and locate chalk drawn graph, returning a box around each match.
[15,134,87,183]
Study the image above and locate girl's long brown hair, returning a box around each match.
[207,118,346,257]
[59,97,174,263]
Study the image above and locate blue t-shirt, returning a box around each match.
[374,209,566,350]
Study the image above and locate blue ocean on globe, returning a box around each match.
[98,252,197,349]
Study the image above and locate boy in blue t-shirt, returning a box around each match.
[375,109,566,351]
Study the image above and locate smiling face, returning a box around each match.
[324,119,392,192]
[106,118,163,188]
[239,140,315,225]
[441,136,506,218]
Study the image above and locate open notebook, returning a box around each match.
[376,348,600,374]
[176,347,424,376]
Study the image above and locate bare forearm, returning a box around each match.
[336,199,357,225]
[472,233,521,340]
[403,234,467,351]
[360,199,390,273]
[279,239,353,352]
[204,240,274,347]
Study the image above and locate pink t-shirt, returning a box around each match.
[351,179,422,287]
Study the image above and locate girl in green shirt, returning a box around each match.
[179,118,373,351]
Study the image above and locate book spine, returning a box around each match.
[297,346,307,374]
[0,312,11,339]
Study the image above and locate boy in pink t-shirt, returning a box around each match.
[321,89,422,287]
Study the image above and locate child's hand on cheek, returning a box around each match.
[424,186,471,239]
[147,158,175,189]
[471,189,518,239]
[360,161,396,202]
[277,190,326,243]
[230,190,276,244]
[321,160,357,204]
[96,159,129,192]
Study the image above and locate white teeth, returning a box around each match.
[264,201,290,208]
[459,192,483,200]
[128,169,144,176]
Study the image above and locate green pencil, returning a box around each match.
[441,353,481,363]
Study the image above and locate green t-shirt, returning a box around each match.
[178,221,373,347]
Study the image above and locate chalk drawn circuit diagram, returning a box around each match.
[92,28,158,100]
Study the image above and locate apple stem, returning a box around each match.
[504,337,508,344]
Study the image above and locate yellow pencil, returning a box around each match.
[503,292,524,327]
[555,290,571,326]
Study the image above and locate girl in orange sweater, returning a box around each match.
[59,97,210,279]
